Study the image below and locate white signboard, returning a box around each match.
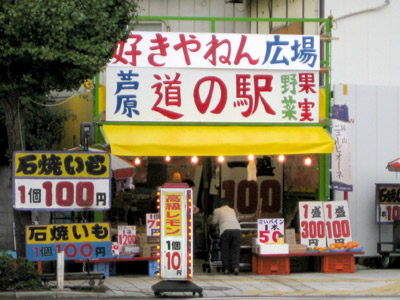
[111,242,120,256]
[257,218,284,243]
[159,183,192,279]
[110,32,320,70]
[118,225,137,256]
[106,67,319,123]
[146,213,160,236]
[118,225,136,246]
[221,156,283,218]
[298,201,327,248]
[322,201,352,245]
[13,152,111,210]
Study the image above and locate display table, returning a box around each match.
[252,251,364,275]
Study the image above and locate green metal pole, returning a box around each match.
[93,73,100,144]
[319,17,332,201]
[93,73,103,222]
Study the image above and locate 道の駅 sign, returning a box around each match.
[159,183,193,279]
[13,151,111,210]
[106,32,320,124]
[26,223,112,261]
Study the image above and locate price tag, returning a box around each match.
[118,225,136,246]
[146,213,159,236]
[111,242,119,255]
[323,201,352,245]
[299,201,327,248]
[257,218,284,243]
[160,185,192,279]
[13,151,111,210]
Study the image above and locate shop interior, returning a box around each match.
[101,153,320,274]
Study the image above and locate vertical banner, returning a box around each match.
[322,201,352,245]
[298,201,327,248]
[146,213,160,236]
[257,218,284,243]
[331,104,353,191]
[159,183,192,279]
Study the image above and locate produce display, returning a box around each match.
[307,241,363,252]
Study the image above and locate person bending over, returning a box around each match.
[212,198,241,275]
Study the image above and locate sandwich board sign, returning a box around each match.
[159,183,193,279]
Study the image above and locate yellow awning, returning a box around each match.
[102,125,335,157]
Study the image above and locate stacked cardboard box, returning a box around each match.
[285,228,307,254]
[288,244,307,254]
[137,233,160,257]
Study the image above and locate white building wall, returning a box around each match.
[136,0,251,33]
[326,0,400,256]
[325,0,394,86]
[333,84,400,256]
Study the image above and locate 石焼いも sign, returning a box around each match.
[13,151,111,210]
[26,223,111,261]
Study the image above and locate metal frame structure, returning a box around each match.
[92,16,333,201]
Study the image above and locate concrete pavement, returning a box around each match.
[3,264,400,299]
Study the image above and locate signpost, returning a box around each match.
[26,223,112,261]
[118,225,137,256]
[299,201,327,248]
[299,200,352,248]
[257,218,284,243]
[323,201,352,245]
[376,184,400,224]
[147,213,160,236]
[152,183,202,297]
[13,151,111,210]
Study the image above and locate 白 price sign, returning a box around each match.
[257,218,284,243]
[118,225,136,256]
[159,183,192,279]
[323,201,352,245]
[13,151,111,210]
[299,201,327,248]
[26,222,111,261]
[118,225,136,246]
[376,184,400,223]
[146,213,159,236]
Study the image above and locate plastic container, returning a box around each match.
[322,255,355,273]
[253,255,290,275]
[148,260,160,277]
[92,262,110,278]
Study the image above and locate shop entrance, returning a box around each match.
[101,154,321,275]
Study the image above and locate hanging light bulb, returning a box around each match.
[134,157,141,166]
[248,154,255,161]
[217,155,225,163]
[165,155,171,162]
[278,154,285,163]
[191,156,199,164]
[304,157,312,166]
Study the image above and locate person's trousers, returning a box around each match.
[220,229,241,271]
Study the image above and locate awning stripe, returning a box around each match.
[102,125,335,157]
